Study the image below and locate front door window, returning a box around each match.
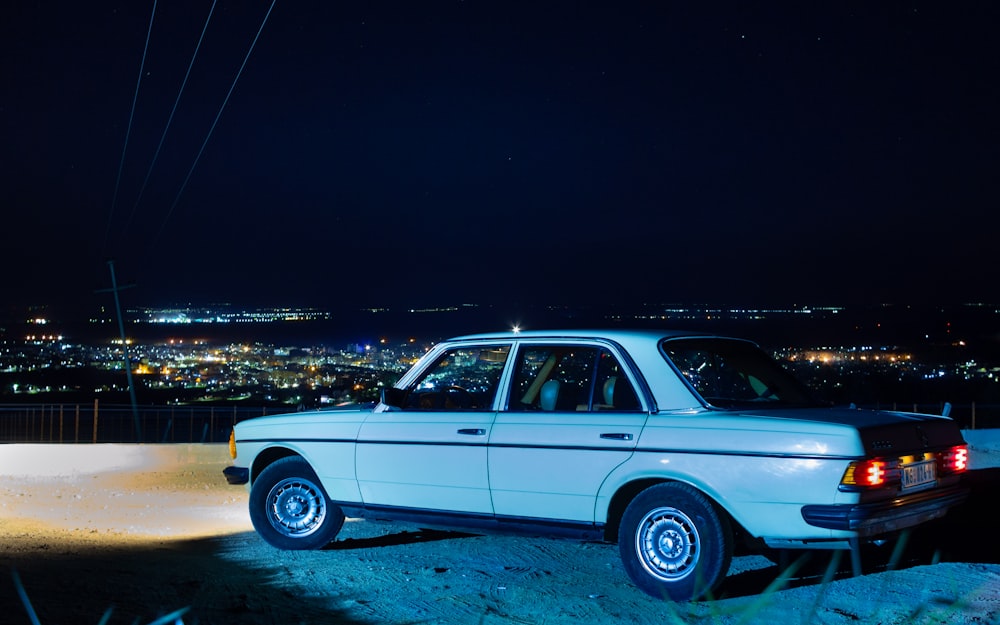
[401,345,511,410]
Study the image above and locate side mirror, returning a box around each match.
[381,387,408,408]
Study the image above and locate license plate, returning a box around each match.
[902,459,936,490]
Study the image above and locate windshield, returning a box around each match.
[661,337,817,408]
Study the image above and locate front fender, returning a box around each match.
[245,440,362,504]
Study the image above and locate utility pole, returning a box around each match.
[96,260,141,441]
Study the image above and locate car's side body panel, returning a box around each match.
[237,408,368,502]
[599,410,866,537]
[355,409,495,513]
[599,444,857,541]
[488,411,646,521]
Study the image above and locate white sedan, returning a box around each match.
[224,329,969,601]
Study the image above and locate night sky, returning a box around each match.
[3,2,998,314]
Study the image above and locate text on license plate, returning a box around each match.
[902,459,936,490]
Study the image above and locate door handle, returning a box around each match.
[458,428,486,436]
[600,432,633,441]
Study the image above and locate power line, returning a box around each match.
[153,0,278,246]
[103,0,158,254]
[121,0,219,240]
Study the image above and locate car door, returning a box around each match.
[355,343,511,515]
[488,341,647,523]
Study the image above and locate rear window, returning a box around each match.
[661,337,816,408]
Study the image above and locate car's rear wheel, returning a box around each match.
[618,482,732,601]
[249,456,345,550]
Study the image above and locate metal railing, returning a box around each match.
[0,402,277,444]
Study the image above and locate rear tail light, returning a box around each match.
[841,459,899,488]
[938,445,968,475]
[841,444,968,491]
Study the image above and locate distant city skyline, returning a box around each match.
[5,298,999,358]
[8,298,999,329]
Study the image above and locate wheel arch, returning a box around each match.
[603,477,751,546]
[249,445,302,485]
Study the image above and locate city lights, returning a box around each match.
[3,303,1000,420]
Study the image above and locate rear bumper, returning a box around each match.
[801,484,969,537]
[223,465,249,485]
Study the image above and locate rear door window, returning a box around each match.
[506,344,640,412]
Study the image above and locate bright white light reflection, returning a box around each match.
[1,444,252,540]
[0,443,149,477]
[796,442,829,455]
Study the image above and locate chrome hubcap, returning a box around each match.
[267,477,327,538]
[635,506,699,581]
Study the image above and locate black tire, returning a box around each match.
[249,456,345,550]
[618,482,733,601]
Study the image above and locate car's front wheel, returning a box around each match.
[249,456,345,550]
[618,482,732,601]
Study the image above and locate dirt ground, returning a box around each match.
[1,442,999,625]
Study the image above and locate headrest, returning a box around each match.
[603,376,617,406]
[540,379,560,411]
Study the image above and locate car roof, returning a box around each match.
[439,328,758,411]
[449,328,737,343]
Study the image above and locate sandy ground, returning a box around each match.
[1,438,999,625]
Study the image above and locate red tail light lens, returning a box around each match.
[939,445,968,475]
[842,459,893,488]
[863,460,886,486]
